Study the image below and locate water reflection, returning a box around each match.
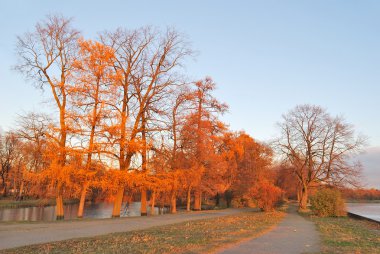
[0,202,168,222]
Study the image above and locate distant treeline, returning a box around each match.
[340,187,380,200]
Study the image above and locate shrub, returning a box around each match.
[231,197,257,208]
[250,181,283,212]
[231,198,246,208]
[311,188,347,217]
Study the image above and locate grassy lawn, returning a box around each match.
[0,199,78,209]
[0,210,284,254]
[311,216,380,254]
[0,199,56,209]
[346,200,380,204]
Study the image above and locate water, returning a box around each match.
[346,203,380,222]
[0,202,168,222]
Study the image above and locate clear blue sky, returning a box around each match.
[1,1,379,186]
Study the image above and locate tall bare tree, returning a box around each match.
[100,27,191,217]
[275,104,365,210]
[15,15,80,219]
[70,39,115,218]
[167,87,194,213]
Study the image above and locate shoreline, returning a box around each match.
[347,212,380,224]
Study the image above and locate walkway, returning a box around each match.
[0,208,249,250]
[217,205,320,254]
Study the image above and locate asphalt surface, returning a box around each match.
[217,205,321,254]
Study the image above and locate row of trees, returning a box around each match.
[340,187,380,200]
[1,15,366,218]
[0,15,281,219]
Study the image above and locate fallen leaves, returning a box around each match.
[1,211,285,254]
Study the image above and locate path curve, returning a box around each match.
[0,208,249,250]
[217,205,320,254]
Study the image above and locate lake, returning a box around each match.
[0,202,168,222]
[346,203,380,222]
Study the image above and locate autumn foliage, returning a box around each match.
[0,14,293,220]
[2,15,365,221]
[250,181,283,212]
[340,187,380,200]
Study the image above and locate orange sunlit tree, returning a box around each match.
[10,14,290,219]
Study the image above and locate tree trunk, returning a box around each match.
[160,202,165,215]
[57,106,67,221]
[17,181,24,201]
[299,185,308,210]
[224,190,233,208]
[170,191,177,214]
[186,186,191,211]
[2,184,7,197]
[140,188,148,216]
[193,190,201,211]
[150,191,156,215]
[297,188,300,203]
[112,188,124,217]
[1,175,7,197]
[215,192,220,206]
[56,194,64,220]
[77,182,89,218]
[140,111,148,216]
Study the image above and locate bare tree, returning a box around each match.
[15,15,80,219]
[100,27,192,217]
[15,112,52,200]
[0,132,21,197]
[166,86,194,213]
[16,112,51,172]
[275,104,365,210]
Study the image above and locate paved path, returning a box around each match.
[0,208,249,250]
[217,205,320,254]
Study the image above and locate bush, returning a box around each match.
[231,197,257,208]
[250,181,283,212]
[311,188,347,217]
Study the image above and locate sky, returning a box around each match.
[0,0,379,187]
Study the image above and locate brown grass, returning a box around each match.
[0,211,284,254]
[311,216,380,254]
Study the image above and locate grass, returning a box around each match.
[346,199,380,203]
[310,216,380,254]
[0,199,79,209]
[0,210,284,254]
[0,199,55,209]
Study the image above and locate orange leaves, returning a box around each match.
[101,170,133,193]
[127,138,145,154]
[14,16,287,214]
[250,180,283,212]
[76,39,115,78]
[72,167,98,183]
[24,159,76,198]
[339,187,380,200]
[175,78,230,198]
[220,131,275,200]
